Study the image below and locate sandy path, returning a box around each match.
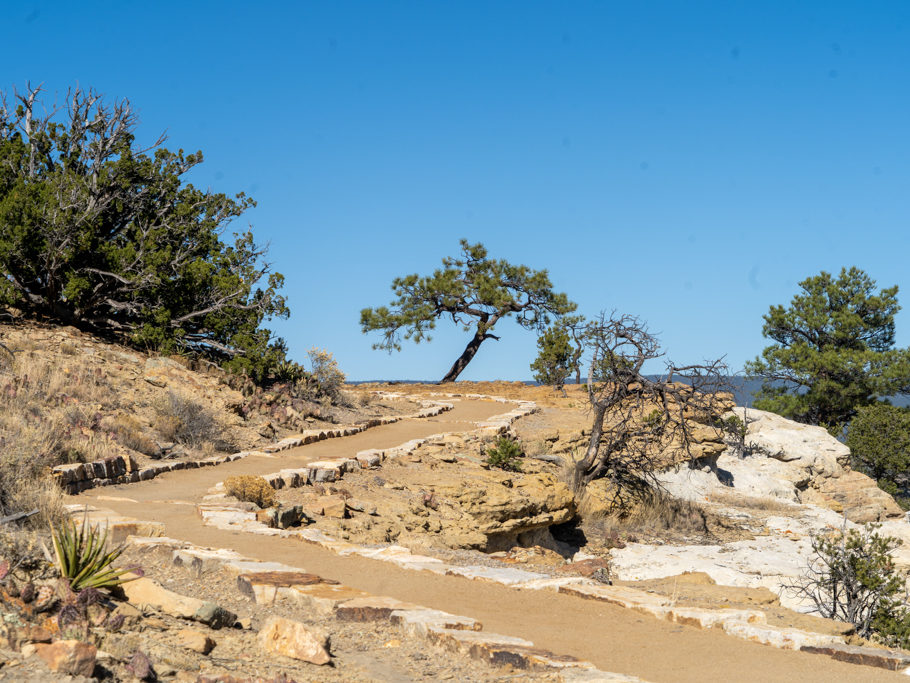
[70,398,901,683]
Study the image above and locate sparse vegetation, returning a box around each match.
[0,352,117,520]
[785,523,910,646]
[307,347,346,400]
[155,390,224,449]
[484,436,524,472]
[225,475,277,508]
[583,489,712,545]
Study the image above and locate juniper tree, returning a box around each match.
[360,239,575,382]
[0,84,288,380]
[846,403,910,507]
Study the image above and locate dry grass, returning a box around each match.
[154,390,224,450]
[104,413,160,457]
[225,475,276,509]
[0,352,120,521]
[706,489,798,514]
[582,487,712,546]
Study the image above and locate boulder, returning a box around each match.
[439,473,575,550]
[803,471,903,522]
[257,615,330,665]
[35,640,97,677]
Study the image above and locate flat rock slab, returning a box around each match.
[801,643,910,671]
[426,628,536,668]
[287,583,373,615]
[722,621,843,650]
[237,571,334,603]
[558,583,671,619]
[35,640,97,676]
[335,596,423,621]
[444,565,546,585]
[121,577,235,628]
[389,608,483,637]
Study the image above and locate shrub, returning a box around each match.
[846,403,910,508]
[50,518,136,591]
[155,390,222,449]
[484,436,524,472]
[785,523,910,643]
[307,347,345,399]
[225,475,276,509]
[106,414,160,457]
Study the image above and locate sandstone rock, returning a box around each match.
[121,577,235,628]
[318,495,347,518]
[236,571,328,604]
[257,615,330,665]
[335,596,422,621]
[801,642,910,671]
[177,628,216,654]
[35,640,96,676]
[502,545,565,567]
[804,470,903,523]
[731,407,848,474]
[283,583,372,615]
[439,472,575,549]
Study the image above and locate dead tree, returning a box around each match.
[574,312,730,510]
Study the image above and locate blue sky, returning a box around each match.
[4,2,910,380]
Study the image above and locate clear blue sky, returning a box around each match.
[5,2,910,380]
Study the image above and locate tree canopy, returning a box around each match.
[746,267,910,432]
[360,239,576,382]
[0,84,288,380]
[530,323,577,392]
[846,403,910,508]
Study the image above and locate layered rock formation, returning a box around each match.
[659,407,903,523]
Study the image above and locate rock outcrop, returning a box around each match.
[658,407,903,523]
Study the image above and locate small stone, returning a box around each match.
[35,640,97,677]
[345,499,378,515]
[318,495,347,519]
[20,643,36,658]
[193,601,236,629]
[257,615,330,665]
[177,628,216,655]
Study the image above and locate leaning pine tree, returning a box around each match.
[361,239,576,382]
[0,84,288,380]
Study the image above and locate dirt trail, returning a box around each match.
[70,398,901,683]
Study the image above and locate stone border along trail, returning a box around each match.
[66,393,909,682]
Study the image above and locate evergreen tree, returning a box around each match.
[746,267,910,432]
[361,239,575,382]
[0,85,288,380]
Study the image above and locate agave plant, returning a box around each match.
[50,518,136,591]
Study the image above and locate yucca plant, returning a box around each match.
[50,518,136,591]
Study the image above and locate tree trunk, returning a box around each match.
[575,401,608,486]
[440,328,492,383]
